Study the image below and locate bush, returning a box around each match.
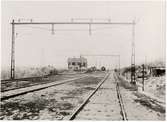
[49,69,58,75]
[1,66,59,79]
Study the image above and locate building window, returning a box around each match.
[68,62,71,66]
[78,62,81,67]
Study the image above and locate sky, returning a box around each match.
[1,0,166,69]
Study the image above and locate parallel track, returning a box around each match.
[2,80,51,92]
[1,74,85,92]
[2,72,128,120]
[1,75,53,92]
[1,75,88,101]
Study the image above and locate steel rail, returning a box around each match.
[1,78,54,92]
[1,75,88,101]
[69,72,110,120]
[1,73,83,83]
[114,73,128,120]
[1,75,49,82]
[1,73,85,92]
[1,75,75,92]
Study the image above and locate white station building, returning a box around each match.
[67,56,87,71]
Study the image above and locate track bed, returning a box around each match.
[0,72,106,120]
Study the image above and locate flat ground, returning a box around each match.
[0,71,106,120]
[122,71,165,102]
[74,72,165,120]
[118,74,165,120]
[1,73,86,91]
[0,71,165,120]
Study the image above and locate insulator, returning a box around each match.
[51,24,54,35]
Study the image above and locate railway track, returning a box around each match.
[2,79,51,92]
[69,72,110,120]
[1,71,128,120]
[1,71,108,120]
[1,75,89,101]
[1,74,85,92]
[115,73,128,120]
[68,71,128,120]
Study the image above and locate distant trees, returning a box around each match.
[1,66,59,80]
[1,69,10,80]
[49,69,58,75]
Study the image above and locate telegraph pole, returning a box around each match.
[142,64,145,91]
[11,19,15,79]
[119,55,120,75]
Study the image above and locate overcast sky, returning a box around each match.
[1,1,165,69]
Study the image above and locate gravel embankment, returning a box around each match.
[117,74,165,120]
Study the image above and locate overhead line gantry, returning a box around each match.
[10,19,136,84]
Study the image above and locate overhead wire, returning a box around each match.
[18,25,114,32]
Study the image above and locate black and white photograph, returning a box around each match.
[1,0,166,120]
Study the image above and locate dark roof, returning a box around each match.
[68,57,87,63]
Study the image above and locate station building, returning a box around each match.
[67,56,87,71]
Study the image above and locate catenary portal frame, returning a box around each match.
[10,19,136,83]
